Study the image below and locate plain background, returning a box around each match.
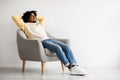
[0,0,120,68]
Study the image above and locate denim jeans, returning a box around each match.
[41,39,78,66]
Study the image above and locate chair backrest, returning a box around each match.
[17,29,27,39]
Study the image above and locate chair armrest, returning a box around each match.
[46,32,70,45]
[17,38,46,61]
[54,38,70,45]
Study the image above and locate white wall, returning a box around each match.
[0,0,120,68]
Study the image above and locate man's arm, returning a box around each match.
[12,15,26,31]
[37,16,45,26]
[12,15,45,29]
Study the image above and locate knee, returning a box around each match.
[54,45,62,51]
[64,44,70,49]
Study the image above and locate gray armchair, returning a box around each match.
[17,29,70,74]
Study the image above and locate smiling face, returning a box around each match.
[28,13,37,23]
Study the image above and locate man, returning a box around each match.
[12,10,86,76]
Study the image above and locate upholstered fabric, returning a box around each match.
[17,29,70,62]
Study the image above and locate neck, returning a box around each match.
[28,21,37,23]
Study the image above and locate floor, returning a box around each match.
[0,66,120,80]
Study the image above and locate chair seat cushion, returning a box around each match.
[44,49,57,57]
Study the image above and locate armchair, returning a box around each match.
[17,29,70,74]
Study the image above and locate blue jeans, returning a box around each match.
[41,39,78,66]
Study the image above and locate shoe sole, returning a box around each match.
[70,74,85,76]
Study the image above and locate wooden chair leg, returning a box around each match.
[41,62,46,74]
[22,60,26,72]
[61,62,64,71]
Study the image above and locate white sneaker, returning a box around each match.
[70,66,86,76]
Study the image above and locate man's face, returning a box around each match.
[28,13,37,23]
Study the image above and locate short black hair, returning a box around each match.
[22,10,37,23]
